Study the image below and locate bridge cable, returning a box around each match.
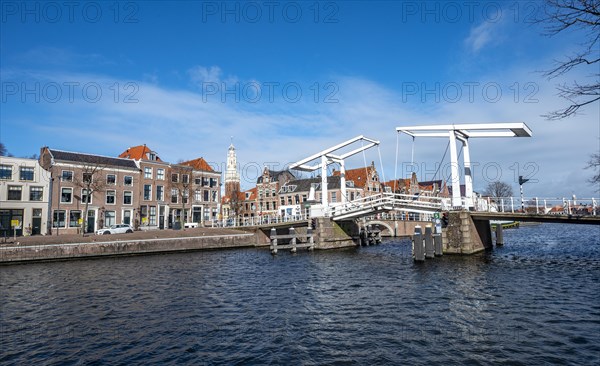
[377,145,385,193]
[432,140,450,183]
[394,131,400,192]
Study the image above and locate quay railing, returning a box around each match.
[473,196,598,216]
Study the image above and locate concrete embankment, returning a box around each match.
[0,228,266,264]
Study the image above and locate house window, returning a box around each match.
[8,186,22,200]
[210,178,217,187]
[53,210,66,227]
[149,152,156,161]
[124,176,133,186]
[171,189,178,204]
[82,189,92,204]
[104,211,116,227]
[182,190,189,204]
[157,168,165,180]
[69,210,81,228]
[203,190,209,202]
[195,190,201,201]
[156,185,164,201]
[202,177,209,187]
[61,170,73,182]
[106,174,116,185]
[61,188,72,203]
[83,173,92,183]
[144,167,152,179]
[19,167,34,181]
[212,191,218,202]
[29,186,43,201]
[195,178,201,185]
[171,173,178,183]
[106,190,116,205]
[123,191,132,205]
[331,192,337,203]
[0,165,11,179]
[266,202,270,210]
[149,206,157,226]
[182,174,189,184]
[143,185,151,200]
[280,197,285,205]
[140,206,148,225]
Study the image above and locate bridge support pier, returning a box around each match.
[442,211,492,255]
[314,218,355,249]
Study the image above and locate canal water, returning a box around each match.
[1,223,599,365]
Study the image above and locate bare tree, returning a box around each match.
[169,165,193,226]
[586,152,600,189]
[484,181,514,198]
[0,142,7,156]
[539,0,600,119]
[73,164,106,235]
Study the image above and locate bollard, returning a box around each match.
[495,224,504,246]
[307,226,314,250]
[434,234,443,256]
[290,227,297,253]
[424,226,434,259]
[413,226,425,262]
[360,227,367,246]
[270,228,277,255]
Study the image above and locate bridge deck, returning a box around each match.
[471,212,600,225]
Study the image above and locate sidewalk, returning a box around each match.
[0,227,251,247]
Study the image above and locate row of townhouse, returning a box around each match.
[0,145,220,236]
[227,163,383,222]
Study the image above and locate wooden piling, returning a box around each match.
[270,228,277,255]
[434,233,443,256]
[495,224,504,246]
[413,226,425,262]
[290,227,297,253]
[424,226,435,259]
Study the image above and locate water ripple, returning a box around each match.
[1,223,599,365]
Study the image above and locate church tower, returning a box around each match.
[225,140,240,198]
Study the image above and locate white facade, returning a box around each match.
[0,157,51,236]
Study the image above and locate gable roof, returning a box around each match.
[257,170,295,184]
[179,157,215,172]
[280,176,347,193]
[118,145,162,161]
[48,148,138,170]
[333,163,377,189]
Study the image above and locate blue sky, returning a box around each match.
[1,1,599,198]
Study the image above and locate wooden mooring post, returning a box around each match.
[270,226,315,255]
[424,226,435,259]
[495,224,504,246]
[413,226,425,262]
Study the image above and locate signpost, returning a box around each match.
[519,175,530,212]
[11,219,19,241]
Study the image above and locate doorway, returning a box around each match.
[32,209,42,235]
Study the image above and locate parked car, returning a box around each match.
[96,224,134,235]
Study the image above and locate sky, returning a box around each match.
[1,1,599,199]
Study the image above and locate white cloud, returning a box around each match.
[2,65,598,198]
[464,21,498,53]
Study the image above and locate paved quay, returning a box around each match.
[0,227,263,264]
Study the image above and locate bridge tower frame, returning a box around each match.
[289,135,380,217]
[396,123,532,210]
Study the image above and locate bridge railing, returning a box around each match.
[473,196,598,215]
[330,192,444,219]
[211,214,310,228]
